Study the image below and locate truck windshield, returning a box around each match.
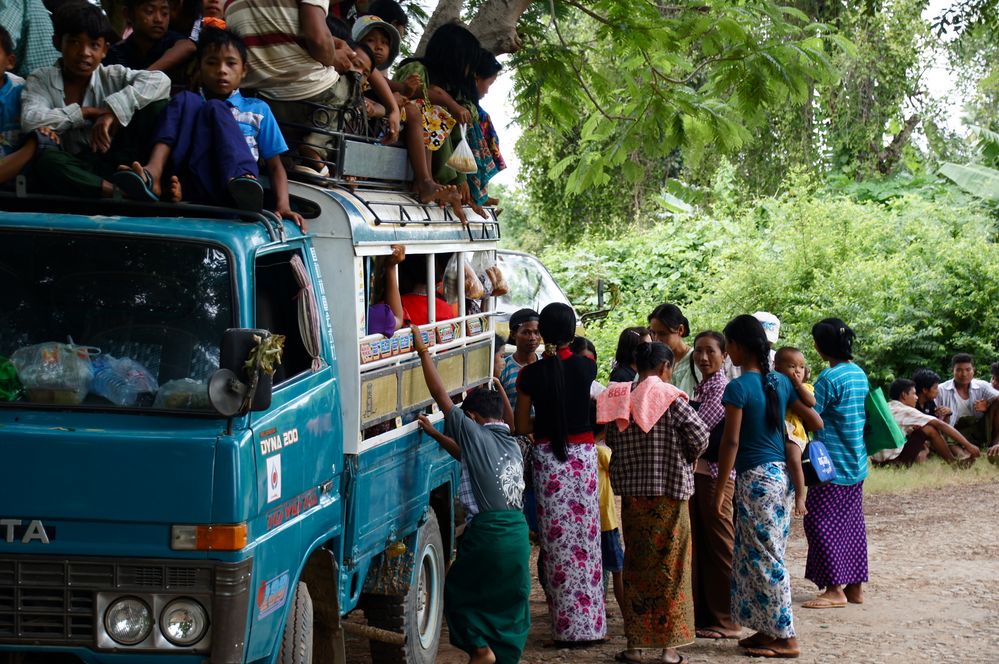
[0,231,232,411]
[495,252,570,316]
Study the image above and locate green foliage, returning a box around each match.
[529,182,999,386]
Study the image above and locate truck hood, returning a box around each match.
[0,412,221,553]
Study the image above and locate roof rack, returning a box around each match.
[343,186,501,242]
[0,189,288,242]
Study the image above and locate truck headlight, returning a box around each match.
[160,598,209,646]
[104,597,153,645]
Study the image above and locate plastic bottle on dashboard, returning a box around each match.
[91,355,137,406]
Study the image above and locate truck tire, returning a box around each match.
[364,512,445,664]
[279,582,314,664]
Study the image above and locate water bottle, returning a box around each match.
[91,355,137,406]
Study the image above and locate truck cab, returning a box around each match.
[0,148,499,664]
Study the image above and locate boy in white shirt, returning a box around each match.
[874,379,980,467]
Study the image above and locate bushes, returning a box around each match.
[539,187,999,385]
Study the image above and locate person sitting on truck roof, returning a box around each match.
[466,47,505,207]
[412,326,531,664]
[0,25,59,185]
[360,0,408,38]
[395,23,486,217]
[225,0,401,175]
[21,1,171,199]
[112,27,305,228]
[103,0,195,90]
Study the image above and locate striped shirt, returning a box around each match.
[499,352,538,413]
[225,0,341,101]
[813,362,869,485]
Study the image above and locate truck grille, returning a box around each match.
[0,556,215,645]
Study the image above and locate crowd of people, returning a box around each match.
[0,0,506,225]
[419,301,999,664]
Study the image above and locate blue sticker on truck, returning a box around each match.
[256,571,290,619]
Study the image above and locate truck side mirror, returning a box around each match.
[208,328,274,416]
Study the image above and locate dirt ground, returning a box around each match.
[346,479,999,663]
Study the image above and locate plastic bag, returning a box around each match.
[153,378,210,410]
[91,355,158,406]
[11,342,94,404]
[446,124,478,174]
[0,356,23,401]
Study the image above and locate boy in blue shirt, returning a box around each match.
[114,27,304,229]
[0,25,37,184]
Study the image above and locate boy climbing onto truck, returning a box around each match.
[412,324,530,664]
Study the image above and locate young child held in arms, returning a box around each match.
[0,26,59,185]
[774,346,814,517]
[412,326,530,664]
[21,1,171,199]
[114,27,303,229]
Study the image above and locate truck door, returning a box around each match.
[249,248,342,570]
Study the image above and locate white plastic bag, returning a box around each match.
[11,342,95,404]
[446,124,478,174]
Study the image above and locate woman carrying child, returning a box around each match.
[714,315,822,659]
[515,303,606,645]
[688,330,740,641]
[597,342,709,664]
[802,318,870,610]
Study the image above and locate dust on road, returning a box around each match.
[347,479,999,663]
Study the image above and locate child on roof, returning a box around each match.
[113,27,303,229]
[0,25,58,185]
[21,1,170,199]
[104,0,195,88]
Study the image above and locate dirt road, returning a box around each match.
[347,479,999,663]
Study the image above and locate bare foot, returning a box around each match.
[165,175,182,202]
[845,583,864,604]
[469,646,495,664]
[414,178,445,205]
[439,187,468,225]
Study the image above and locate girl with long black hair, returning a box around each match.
[713,315,822,658]
[515,303,606,645]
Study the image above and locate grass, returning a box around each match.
[864,456,999,494]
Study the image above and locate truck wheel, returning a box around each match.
[364,512,444,664]
[279,582,314,664]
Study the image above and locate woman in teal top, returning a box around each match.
[802,318,870,610]
[714,315,822,659]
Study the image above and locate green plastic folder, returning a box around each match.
[865,385,906,455]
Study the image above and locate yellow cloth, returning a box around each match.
[785,382,814,449]
[597,444,619,531]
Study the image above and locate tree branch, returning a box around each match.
[417,0,465,55]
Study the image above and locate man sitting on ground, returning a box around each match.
[872,379,980,467]
[936,353,999,450]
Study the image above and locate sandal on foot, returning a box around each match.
[801,596,847,609]
[112,168,159,202]
[227,176,264,212]
[739,633,774,649]
[698,628,737,639]
[745,646,800,658]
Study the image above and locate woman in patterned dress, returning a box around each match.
[714,315,822,658]
[515,303,606,645]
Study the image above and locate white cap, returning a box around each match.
[754,311,780,345]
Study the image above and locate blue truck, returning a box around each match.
[0,140,501,664]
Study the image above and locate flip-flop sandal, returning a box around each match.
[801,597,847,609]
[227,176,264,212]
[697,628,734,639]
[739,634,774,649]
[745,646,800,658]
[111,168,159,202]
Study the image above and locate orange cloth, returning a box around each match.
[597,377,687,433]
